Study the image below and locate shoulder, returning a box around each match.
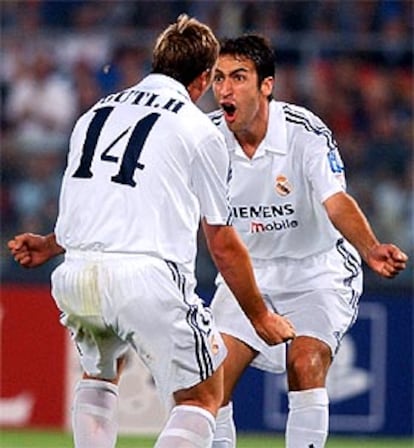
[278,101,336,146]
[207,108,225,127]
[184,104,223,139]
[165,104,225,156]
[279,102,325,129]
[70,108,93,134]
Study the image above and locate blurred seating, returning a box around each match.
[1,0,412,292]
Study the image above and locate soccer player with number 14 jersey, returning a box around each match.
[8,19,295,448]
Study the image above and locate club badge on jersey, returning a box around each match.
[274,174,293,197]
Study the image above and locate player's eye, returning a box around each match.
[233,74,245,82]
[213,73,224,83]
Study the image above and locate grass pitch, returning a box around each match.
[0,429,412,447]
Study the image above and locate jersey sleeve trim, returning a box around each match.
[320,184,345,204]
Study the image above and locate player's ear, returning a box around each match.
[200,68,213,91]
[187,69,212,102]
[260,76,274,98]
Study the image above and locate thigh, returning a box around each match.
[52,261,129,380]
[220,334,257,404]
[274,289,359,358]
[174,363,224,415]
[256,247,363,358]
[101,258,228,405]
[211,282,286,373]
[62,313,129,379]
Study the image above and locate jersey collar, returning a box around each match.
[223,100,288,159]
[137,74,190,101]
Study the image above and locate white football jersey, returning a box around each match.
[209,100,346,260]
[55,74,231,270]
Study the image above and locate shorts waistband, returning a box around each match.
[251,248,335,268]
[65,249,157,261]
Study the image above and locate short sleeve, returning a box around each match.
[304,118,346,203]
[192,132,232,225]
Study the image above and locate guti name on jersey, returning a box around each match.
[98,89,185,114]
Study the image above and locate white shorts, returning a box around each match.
[211,239,363,373]
[51,251,227,403]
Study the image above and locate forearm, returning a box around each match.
[204,223,267,322]
[203,221,296,345]
[215,245,267,319]
[325,192,379,263]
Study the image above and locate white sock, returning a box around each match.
[72,379,119,448]
[286,388,329,448]
[212,402,236,448]
[155,404,216,448]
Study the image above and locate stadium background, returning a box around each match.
[0,0,412,444]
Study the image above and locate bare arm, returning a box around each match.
[324,192,408,278]
[8,232,65,268]
[202,219,295,345]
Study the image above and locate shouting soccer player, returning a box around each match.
[208,34,408,448]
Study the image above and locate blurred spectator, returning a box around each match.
[1,0,412,292]
[96,43,148,95]
[9,150,63,233]
[5,49,77,153]
[71,58,103,115]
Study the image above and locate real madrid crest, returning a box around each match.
[275,174,293,196]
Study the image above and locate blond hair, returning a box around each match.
[152,14,219,86]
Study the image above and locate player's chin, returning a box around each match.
[223,113,238,129]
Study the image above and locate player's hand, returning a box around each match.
[7,232,63,268]
[366,243,408,278]
[252,310,296,346]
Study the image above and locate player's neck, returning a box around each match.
[235,105,269,159]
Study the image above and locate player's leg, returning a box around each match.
[52,259,129,448]
[210,282,286,448]
[106,257,228,448]
[155,364,224,447]
[276,243,362,448]
[72,356,127,448]
[212,334,256,448]
[285,336,331,448]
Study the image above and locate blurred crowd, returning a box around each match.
[1,0,412,291]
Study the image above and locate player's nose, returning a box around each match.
[219,77,233,96]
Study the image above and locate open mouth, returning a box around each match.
[221,102,236,120]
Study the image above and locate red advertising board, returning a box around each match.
[0,284,66,428]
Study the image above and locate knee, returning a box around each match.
[287,339,331,389]
[288,351,323,376]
